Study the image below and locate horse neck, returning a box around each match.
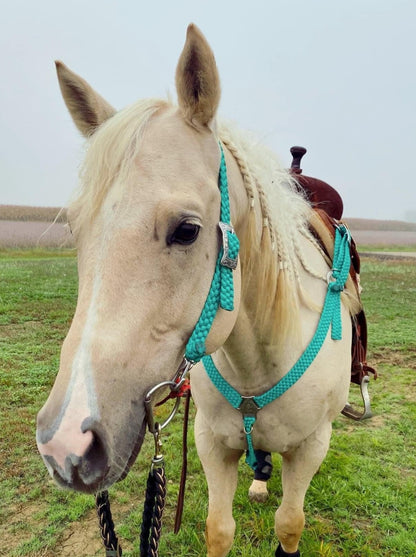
[220,145,305,391]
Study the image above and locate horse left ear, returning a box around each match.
[55,61,116,137]
[175,24,221,128]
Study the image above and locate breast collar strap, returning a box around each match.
[202,224,352,470]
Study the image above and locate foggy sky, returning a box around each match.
[1,0,415,220]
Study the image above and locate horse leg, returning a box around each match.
[248,449,273,502]
[194,411,242,557]
[275,421,332,555]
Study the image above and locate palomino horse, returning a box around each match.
[37,25,360,556]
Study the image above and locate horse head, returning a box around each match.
[36,25,243,493]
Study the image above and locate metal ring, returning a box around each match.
[145,381,182,434]
[326,271,334,284]
[145,380,178,401]
[144,357,194,434]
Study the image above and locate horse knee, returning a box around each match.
[275,506,304,554]
[206,515,235,557]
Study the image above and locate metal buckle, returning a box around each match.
[327,269,337,284]
[239,396,260,418]
[219,221,238,270]
[172,357,194,391]
[338,222,352,244]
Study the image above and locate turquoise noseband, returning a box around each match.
[184,142,351,470]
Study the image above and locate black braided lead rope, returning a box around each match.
[140,465,167,557]
[96,490,122,557]
[148,467,167,557]
[139,469,157,555]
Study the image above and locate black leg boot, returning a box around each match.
[253,450,273,481]
[275,543,300,557]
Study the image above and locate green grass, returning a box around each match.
[0,247,76,259]
[1,251,415,556]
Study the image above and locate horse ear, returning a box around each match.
[55,61,116,137]
[175,24,221,128]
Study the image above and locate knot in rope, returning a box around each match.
[326,224,351,340]
[328,280,343,293]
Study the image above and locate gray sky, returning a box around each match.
[1,0,415,220]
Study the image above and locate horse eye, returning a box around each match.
[169,222,200,245]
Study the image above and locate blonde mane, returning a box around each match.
[218,123,315,344]
[69,98,169,235]
[219,123,361,342]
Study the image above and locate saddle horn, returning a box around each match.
[290,146,307,174]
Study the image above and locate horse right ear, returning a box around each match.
[175,24,221,128]
[55,61,116,137]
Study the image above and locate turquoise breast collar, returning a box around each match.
[184,143,351,470]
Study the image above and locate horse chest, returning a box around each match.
[192,370,325,455]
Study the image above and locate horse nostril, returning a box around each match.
[83,432,108,476]
[37,414,113,492]
[77,424,109,485]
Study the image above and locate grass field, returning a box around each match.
[0,249,415,556]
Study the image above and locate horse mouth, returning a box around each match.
[52,465,108,494]
[41,416,148,494]
[116,418,148,483]
[41,450,111,494]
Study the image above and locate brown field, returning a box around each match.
[0,220,73,248]
[1,205,416,248]
[0,205,67,223]
[348,229,416,246]
[344,217,416,232]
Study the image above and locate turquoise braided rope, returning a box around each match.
[253,225,351,408]
[202,355,243,408]
[185,144,240,363]
[203,225,351,469]
[243,417,257,469]
[218,150,231,222]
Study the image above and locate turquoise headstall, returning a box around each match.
[184,143,240,363]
